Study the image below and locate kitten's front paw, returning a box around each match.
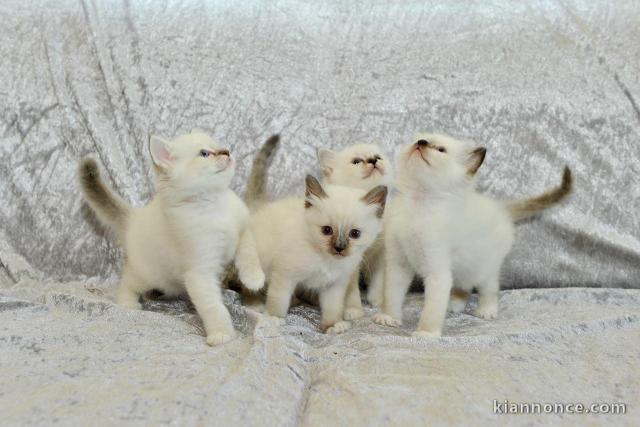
[239,268,266,291]
[325,321,351,334]
[411,330,441,338]
[474,305,498,320]
[343,307,364,320]
[206,330,237,346]
[373,313,401,327]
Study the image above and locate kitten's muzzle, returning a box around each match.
[364,164,382,178]
[412,142,431,165]
[214,151,233,172]
[330,244,348,256]
[329,232,349,256]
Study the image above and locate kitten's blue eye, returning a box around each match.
[199,150,210,157]
[437,147,447,153]
[321,226,333,236]
[352,158,362,165]
[349,229,361,239]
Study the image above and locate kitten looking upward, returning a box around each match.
[79,130,264,346]
[318,144,393,317]
[236,174,387,333]
[374,133,572,337]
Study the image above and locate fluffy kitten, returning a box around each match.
[374,133,572,337]
[236,175,387,333]
[318,144,393,316]
[79,130,264,346]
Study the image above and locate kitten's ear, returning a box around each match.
[304,175,328,208]
[317,149,336,178]
[466,147,486,176]
[149,135,173,169]
[362,185,388,218]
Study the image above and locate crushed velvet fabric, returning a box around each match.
[0,0,638,288]
[1,0,639,425]
[1,283,639,425]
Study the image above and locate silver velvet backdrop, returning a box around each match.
[1,0,639,288]
[2,2,640,425]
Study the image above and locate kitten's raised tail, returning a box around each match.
[506,166,572,222]
[79,158,130,237]
[245,134,280,210]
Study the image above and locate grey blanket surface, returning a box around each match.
[1,1,640,425]
[2,281,639,426]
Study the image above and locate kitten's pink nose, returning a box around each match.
[416,139,429,147]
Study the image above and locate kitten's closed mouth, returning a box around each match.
[215,159,233,173]
[412,147,430,166]
[364,167,382,178]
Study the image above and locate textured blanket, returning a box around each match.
[1,281,639,425]
[1,0,640,425]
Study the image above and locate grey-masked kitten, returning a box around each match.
[318,144,393,317]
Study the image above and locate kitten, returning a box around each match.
[374,133,572,337]
[79,130,264,346]
[318,144,393,317]
[236,174,387,333]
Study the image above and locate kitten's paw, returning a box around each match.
[411,330,441,338]
[206,330,236,346]
[239,268,266,291]
[325,321,351,334]
[474,305,498,320]
[448,298,467,313]
[373,313,401,327]
[343,307,364,320]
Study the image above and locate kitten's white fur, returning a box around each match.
[236,175,386,333]
[80,130,263,346]
[318,144,393,316]
[374,133,571,337]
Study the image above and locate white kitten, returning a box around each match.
[236,175,387,333]
[318,144,393,317]
[374,133,572,337]
[79,130,264,346]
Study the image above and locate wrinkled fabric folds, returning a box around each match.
[1,1,640,425]
[0,0,638,288]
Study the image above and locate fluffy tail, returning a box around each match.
[245,134,280,210]
[506,166,573,222]
[79,158,130,237]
